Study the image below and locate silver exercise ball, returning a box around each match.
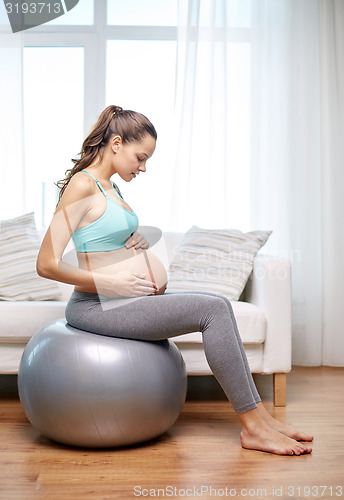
[18,319,187,448]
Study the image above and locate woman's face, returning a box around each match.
[113,134,156,182]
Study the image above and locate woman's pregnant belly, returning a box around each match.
[75,246,168,296]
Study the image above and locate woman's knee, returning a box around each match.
[197,294,230,330]
[186,290,234,314]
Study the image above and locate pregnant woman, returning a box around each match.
[37,105,313,455]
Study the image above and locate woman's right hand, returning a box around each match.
[94,270,158,298]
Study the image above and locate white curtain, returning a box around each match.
[0,13,25,220]
[318,0,344,366]
[172,0,344,366]
[169,0,252,233]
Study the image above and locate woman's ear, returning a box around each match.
[111,135,122,153]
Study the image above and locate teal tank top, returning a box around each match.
[72,171,139,253]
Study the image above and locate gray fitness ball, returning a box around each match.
[18,319,187,448]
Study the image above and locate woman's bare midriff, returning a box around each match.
[74,246,168,297]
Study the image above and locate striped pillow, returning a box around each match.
[166,226,272,301]
[0,212,61,301]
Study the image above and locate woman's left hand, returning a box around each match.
[125,232,149,250]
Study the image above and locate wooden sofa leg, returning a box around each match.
[273,373,287,407]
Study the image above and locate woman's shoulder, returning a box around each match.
[65,171,97,196]
[57,171,98,211]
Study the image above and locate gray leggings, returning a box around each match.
[65,290,261,414]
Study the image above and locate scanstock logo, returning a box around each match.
[3,0,79,33]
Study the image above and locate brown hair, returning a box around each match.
[55,105,157,203]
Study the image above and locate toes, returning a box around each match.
[301,442,312,452]
[299,445,312,454]
[291,439,312,455]
[297,434,314,442]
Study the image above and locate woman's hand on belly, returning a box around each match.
[93,270,158,298]
[80,249,168,298]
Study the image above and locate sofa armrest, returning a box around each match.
[244,254,292,374]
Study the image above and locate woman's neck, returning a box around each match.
[86,151,116,182]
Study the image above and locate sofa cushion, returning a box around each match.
[0,299,266,346]
[166,225,272,301]
[0,301,66,342]
[173,343,264,374]
[0,212,61,301]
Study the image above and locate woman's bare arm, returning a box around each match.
[36,174,100,292]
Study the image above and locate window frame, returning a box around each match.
[18,0,253,229]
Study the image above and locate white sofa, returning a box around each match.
[0,231,292,406]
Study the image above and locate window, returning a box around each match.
[14,0,252,230]
[20,0,179,228]
[24,47,84,226]
[106,40,177,226]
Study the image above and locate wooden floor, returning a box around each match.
[0,367,343,500]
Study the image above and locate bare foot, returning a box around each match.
[240,422,312,456]
[257,403,314,442]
